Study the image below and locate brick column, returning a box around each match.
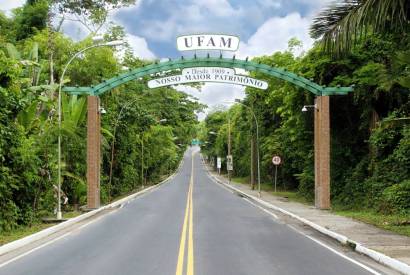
[314,96,331,209]
[314,98,320,207]
[87,96,100,209]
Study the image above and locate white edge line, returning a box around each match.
[75,215,107,231]
[242,198,278,219]
[303,234,382,275]
[201,160,408,275]
[0,232,71,268]
[0,158,185,259]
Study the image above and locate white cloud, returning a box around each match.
[0,0,25,16]
[140,17,178,42]
[125,34,156,60]
[121,0,245,43]
[238,13,313,58]
[170,12,317,119]
[176,83,246,120]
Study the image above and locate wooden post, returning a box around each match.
[314,96,331,209]
[87,96,100,209]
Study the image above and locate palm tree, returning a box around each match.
[310,0,409,55]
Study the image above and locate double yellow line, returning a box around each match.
[176,152,195,275]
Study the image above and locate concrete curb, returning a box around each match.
[0,158,184,258]
[205,166,410,275]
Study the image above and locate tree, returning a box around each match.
[13,0,49,41]
[53,0,137,34]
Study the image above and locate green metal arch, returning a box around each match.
[63,57,353,96]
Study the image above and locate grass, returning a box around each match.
[231,176,248,184]
[0,211,82,246]
[231,176,310,204]
[334,210,410,237]
[231,176,410,237]
[0,223,55,246]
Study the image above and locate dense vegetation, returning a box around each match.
[0,1,203,232]
[200,2,410,214]
[0,0,408,235]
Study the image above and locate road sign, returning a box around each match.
[177,34,240,51]
[272,156,281,165]
[217,157,222,169]
[272,155,281,193]
[226,155,233,171]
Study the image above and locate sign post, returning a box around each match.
[217,157,222,174]
[272,156,282,193]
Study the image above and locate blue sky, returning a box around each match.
[1,0,332,118]
[113,0,329,58]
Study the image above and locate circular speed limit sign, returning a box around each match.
[272,156,281,165]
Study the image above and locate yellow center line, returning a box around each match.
[187,156,194,275]
[176,151,195,275]
[176,182,191,275]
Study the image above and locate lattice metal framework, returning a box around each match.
[63,57,353,96]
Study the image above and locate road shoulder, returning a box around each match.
[0,159,184,261]
[204,162,410,275]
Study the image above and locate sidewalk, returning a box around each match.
[209,168,410,273]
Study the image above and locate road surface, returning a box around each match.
[0,147,389,274]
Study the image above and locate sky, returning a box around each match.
[0,0,332,119]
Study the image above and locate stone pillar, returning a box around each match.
[314,96,330,209]
[87,96,100,209]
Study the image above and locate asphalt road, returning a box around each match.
[0,147,383,275]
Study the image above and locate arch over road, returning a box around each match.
[62,56,354,210]
[63,57,353,96]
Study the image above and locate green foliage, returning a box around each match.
[13,0,49,41]
[382,180,410,213]
[203,34,410,214]
[0,6,202,231]
[0,0,409,234]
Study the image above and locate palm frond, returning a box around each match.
[310,0,410,55]
[17,102,38,132]
[5,43,21,60]
[60,94,87,137]
[28,43,39,63]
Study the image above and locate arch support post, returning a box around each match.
[314,96,330,209]
[87,95,101,209]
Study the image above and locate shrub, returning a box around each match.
[382,180,410,213]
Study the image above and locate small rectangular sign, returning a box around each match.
[217,157,222,169]
[227,155,233,171]
[177,34,240,52]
